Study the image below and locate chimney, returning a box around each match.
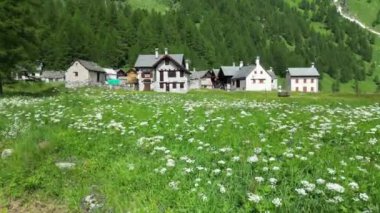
[256,56,260,65]
[269,67,273,72]
[311,62,315,68]
[185,59,190,70]
[164,48,168,55]
[233,62,236,67]
[239,61,244,68]
[155,48,159,59]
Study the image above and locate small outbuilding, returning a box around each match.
[65,60,106,88]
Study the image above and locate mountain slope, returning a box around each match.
[32,0,379,93]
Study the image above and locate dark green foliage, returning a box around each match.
[1,0,376,86]
[0,0,39,94]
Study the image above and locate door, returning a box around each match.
[144,83,151,91]
[303,87,307,92]
[166,83,170,92]
[97,72,100,82]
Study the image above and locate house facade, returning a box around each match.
[190,70,215,89]
[231,57,277,91]
[286,63,320,93]
[41,71,65,82]
[65,60,106,88]
[218,62,242,90]
[134,48,191,93]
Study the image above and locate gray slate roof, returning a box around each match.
[135,54,184,67]
[232,66,256,80]
[190,71,208,80]
[221,66,240,76]
[78,60,105,72]
[267,69,277,79]
[41,71,65,79]
[288,67,320,77]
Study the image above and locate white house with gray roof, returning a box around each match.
[190,70,215,89]
[41,71,65,82]
[286,63,320,93]
[231,57,277,91]
[65,60,106,88]
[134,48,191,93]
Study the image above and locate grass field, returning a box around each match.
[128,0,169,13]
[0,85,379,212]
[347,0,380,31]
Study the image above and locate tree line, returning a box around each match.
[0,0,376,94]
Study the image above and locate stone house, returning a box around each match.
[65,60,106,88]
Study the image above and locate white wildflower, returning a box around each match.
[247,155,259,163]
[359,193,369,201]
[255,176,264,183]
[272,198,282,207]
[166,159,175,167]
[295,188,307,196]
[247,193,261,203]
[348,182,359,190]
[326,183,345,193]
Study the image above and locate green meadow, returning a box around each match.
[0,84,379,212]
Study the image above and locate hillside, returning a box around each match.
[8,0,380,93]
[345,0,380,31]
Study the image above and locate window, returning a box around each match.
[180,71,184,77]
[173,83,177,89]
[259,79,264,84]
[311,79,314,83]
[74,72,78,77]
[295,79,299,83]
[168,71,176,78]
[165,59,169,65]
[160,71,164,81]
[304,79,307,83]
[252,79,256,84]
[160,83,164,89]
[254,71,257,74]
[260,71,263,74]
[311,87,314,92]
[143,72,151,78]
[180,83,184,88]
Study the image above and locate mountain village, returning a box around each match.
[15,48,320,94]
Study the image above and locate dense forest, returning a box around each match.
[1,0,377,85]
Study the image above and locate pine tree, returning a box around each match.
[0,0,38,95]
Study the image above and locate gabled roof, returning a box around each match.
[135,54,184,68]
[190,71,209,80]
[288,67,320,77]
[221,66,240,76]
[77,60,105,73]
[267,69,277,79]
[232,66,255,80]
[41,71,65,79]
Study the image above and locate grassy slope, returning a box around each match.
[128,0,169,12]
[347,0,380,31]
